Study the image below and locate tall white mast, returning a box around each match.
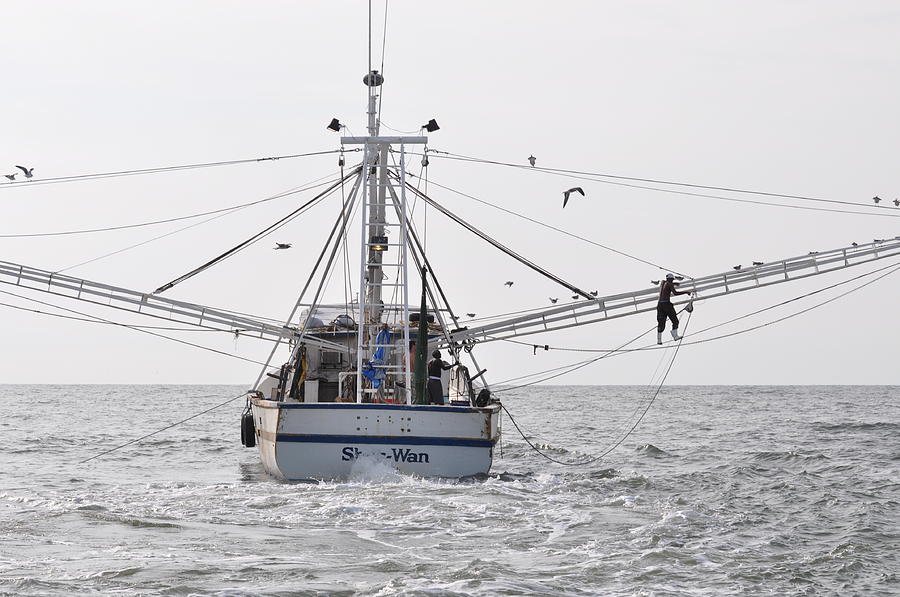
[345,66,427,403]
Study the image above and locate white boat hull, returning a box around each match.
[249,399,501,481]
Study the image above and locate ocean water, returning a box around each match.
[1,385,898,597]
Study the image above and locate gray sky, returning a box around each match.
[1,1,898,385]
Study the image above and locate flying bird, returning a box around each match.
[504,281,514,287]
[874,238,884,243]
[562,187,585,208]
[752,261,764,266]
[732,265,742,271]
[571,294,579,299]
[549,297,558,304]
[851,242,858,247]
[674,275,684,281]
[15,165,34,179]
[651,280,660,285]
[590,290,598,297]
[528,155,536,167]
[873,196,882,203]
[808,251,818,255]
[466,313,476,318]
[3,173,15,181]
[894,199,900,207]
[274,243,292,250]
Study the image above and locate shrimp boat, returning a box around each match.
[241,69,504,480]
[1,40,899,482]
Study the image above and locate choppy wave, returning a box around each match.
[1,384,898,596]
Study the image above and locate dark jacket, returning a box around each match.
[658,279,687,302]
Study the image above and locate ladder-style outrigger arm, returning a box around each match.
[447,237,900,346]
[0,260,349,352]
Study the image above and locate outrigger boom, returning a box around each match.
[446,237,900,346]
[2,237,896,352]
[0,260,348,352]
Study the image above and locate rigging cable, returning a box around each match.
[0,287,271,367]
[422,175,690,278]
[0,299,231,332]
[0,149,349,190]
[154,167,361,294]
[79,391,247,464]
[397,174,596,299]
[0,170,346,239]
[418,150,900,218]
[250,169,366,392]
[376,0,389,126]
[340,157,351,317]
[500,313,692,466]
[56,196,284,274]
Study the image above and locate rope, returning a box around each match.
[500,313,691,466]
[79,391,247,464]
[0,149,349,190]
[0,172,345,238]
[419,149,900,218]
[154,167,359,294]
[0,299,233,333]
[397,174,596,299]
[250,169,365,393]
[0,288,271,366]
[423,176,690,278]
[376,0,389,126]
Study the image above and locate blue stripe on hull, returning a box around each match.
[275,434,494,448]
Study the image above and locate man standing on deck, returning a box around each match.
[427,350,454,405]
[657,273,691,345]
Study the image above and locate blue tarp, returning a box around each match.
[362,328,392,389]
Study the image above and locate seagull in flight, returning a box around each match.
[571,294,579,299]
[752,261,764,266]
[894,199,900,207]
[732,265,742,271]
[466,312,476,318]
[15,165,34,179]
[651,280,660,285]
[873,196,882,204]
[504,281,514,287]
[851,242,858,247]
[590,290,598,297]
[3,173,15,181]
[562,187,585,208]
[528,155,536,167]
[274,243,292,250]
[549,297,558,304]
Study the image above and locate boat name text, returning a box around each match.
[341,446,430,463]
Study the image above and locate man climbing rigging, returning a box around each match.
[657,273,691,345]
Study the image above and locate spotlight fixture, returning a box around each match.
[369,235,389,252]
[422,118,440,133]
[326,118,342,132]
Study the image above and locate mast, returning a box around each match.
[347,68,427,403]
